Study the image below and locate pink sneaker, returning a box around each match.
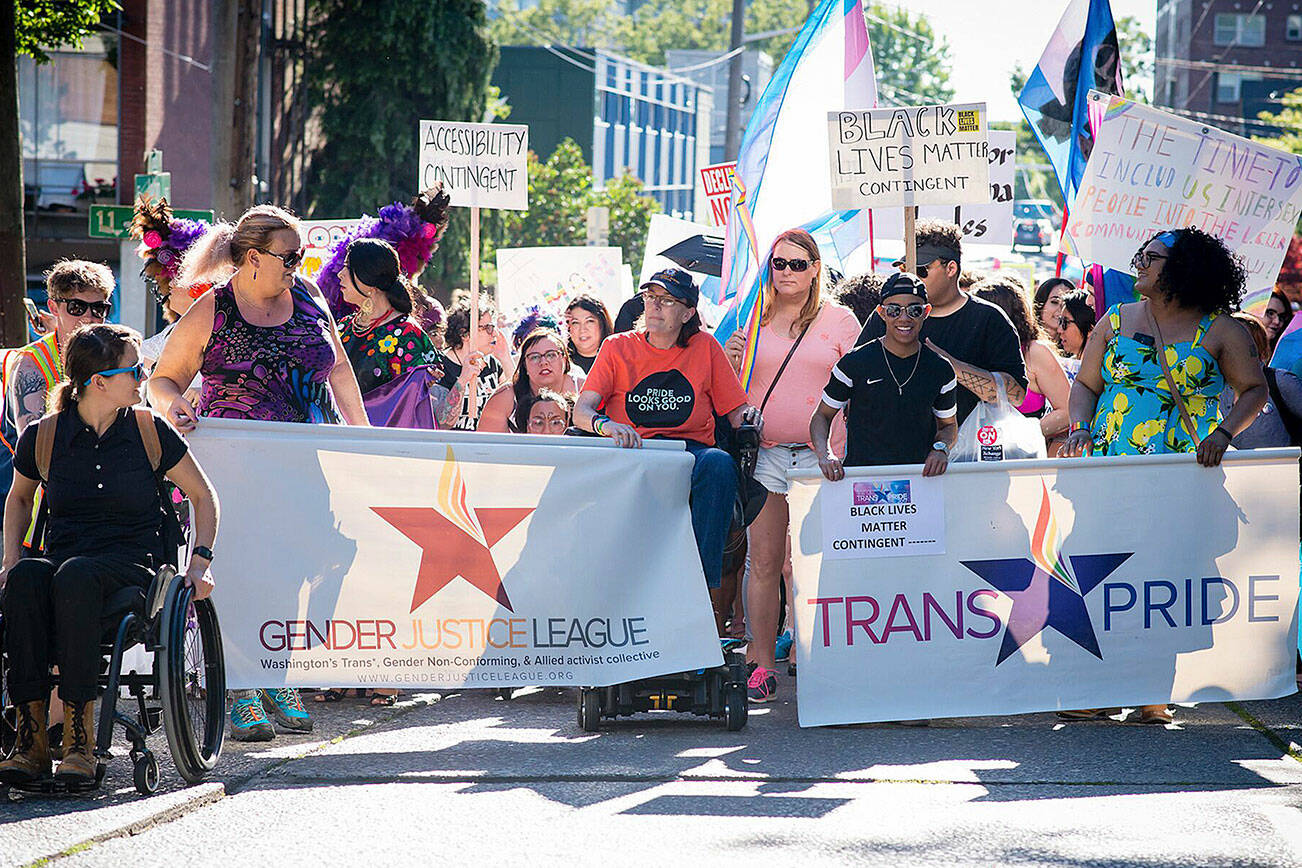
[747,666,777,703]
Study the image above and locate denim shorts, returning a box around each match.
[754,443,820,495]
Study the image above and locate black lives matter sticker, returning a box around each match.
[626,370,695,428]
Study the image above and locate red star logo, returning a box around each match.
[372,447,534,613]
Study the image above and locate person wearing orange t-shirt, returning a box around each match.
[576,268,760,589]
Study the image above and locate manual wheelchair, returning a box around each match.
[0,563,226,796]
[576,419,765,733]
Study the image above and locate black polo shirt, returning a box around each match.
[14,407,188,564]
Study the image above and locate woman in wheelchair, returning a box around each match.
[0,323,218,786]
[574,268,761,590]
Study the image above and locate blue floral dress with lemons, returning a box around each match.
[1090,304,1224,455]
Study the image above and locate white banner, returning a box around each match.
[1065,92,1302,308]
[296,218,357,282]
[494,246,627,320]
[788,452,1300,727]
[187,420,722,690]
[418,120,529,211]
[869,130,1016,246]
[828,103,991,210]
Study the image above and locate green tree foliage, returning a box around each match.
[492,0,953,103]
[304,0,497,293]
[15,0,119,63]
[1115,15,1153,103]
[483,139,661,288]
[1254,86,1302,156]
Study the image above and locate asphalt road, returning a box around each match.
[4,672,1301,867]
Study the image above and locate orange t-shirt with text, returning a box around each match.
[583,330,749,444]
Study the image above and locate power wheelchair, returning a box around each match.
[0,562,227,796]
[576,418,764,733]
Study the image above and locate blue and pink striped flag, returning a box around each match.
[714,0,877,389]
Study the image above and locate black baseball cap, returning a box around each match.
[880,272,928,303]
[641,268,698,307]
[891,243,962,269]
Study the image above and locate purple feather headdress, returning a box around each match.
[511,306,563,351]
[317,185,451,318]
[129,198,210,281]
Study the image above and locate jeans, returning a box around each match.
[2,556,154,704]
[683,440,738,589]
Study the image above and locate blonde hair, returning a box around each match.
[761,228,823,335]
[179,204,303,286]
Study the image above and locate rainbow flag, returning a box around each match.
[715,0,877,390]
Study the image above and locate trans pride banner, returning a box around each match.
[186,420,723,690]
[787,451,1299,727]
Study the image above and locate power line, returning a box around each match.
[96,23,212,72]
[1156,56,1302,80]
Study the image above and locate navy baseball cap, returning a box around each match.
[641,268,698,307]
[880,272,928,303]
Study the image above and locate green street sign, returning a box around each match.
[88,204,214,240]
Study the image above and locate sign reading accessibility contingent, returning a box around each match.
[1064,91,1302,308]
[828,102,991,210]
[418,120,529,211]
[186,420,722,690]
[787,451,1300,727]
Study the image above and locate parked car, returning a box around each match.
[1012,200,1060,252]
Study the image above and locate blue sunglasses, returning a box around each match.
[84,362,146,386]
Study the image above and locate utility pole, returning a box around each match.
[723,0,746,161]
[0,0,27,346]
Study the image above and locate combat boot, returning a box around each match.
[0,700,51,784]
[53,700,96,782]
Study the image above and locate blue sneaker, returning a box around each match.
[229,696,274,742]
[775,630,793,662]
[259,688,313,732]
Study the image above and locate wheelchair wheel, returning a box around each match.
[577,688,601,732]
[157,573,226,784]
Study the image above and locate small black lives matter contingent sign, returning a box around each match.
[827,102,991,210]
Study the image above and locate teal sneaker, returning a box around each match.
[774,630,793,662]
[259,688,313,732]
[229,695,274,742]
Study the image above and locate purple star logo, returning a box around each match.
[961,552,1132,665]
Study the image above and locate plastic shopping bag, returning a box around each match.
[950,378,1047,462]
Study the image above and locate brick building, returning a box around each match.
[1155,0,1302,136]
[20,0,311,333]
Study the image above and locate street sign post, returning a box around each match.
[88,204,214,240]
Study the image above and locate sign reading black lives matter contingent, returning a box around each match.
[820,474,946,560]
[828,102,991,209]
[418,120,529,211]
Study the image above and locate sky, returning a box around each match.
[885,0,1156,121]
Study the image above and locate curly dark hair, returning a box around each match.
[445,293,495,351]
[972,276,1041,348]
[1144,227,1245,314]
[915,219,964,260]
[832,272,884,325]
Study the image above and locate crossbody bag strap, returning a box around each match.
[35,412,59,482]
[756,319,813,415]
[1148,307,1201,445]
[133,407,163,472]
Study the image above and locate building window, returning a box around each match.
[1287,14,1302,41]
[1213,13,1266,46]
[18,35,119,212]
[1216,71,1262,103]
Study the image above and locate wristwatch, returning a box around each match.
[192,545,214,562]
[932,441,949,454]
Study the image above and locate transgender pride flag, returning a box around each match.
[714,0,877,384]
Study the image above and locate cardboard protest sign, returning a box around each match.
[495,246,627,320]
[699,162,737,229]
[418,121,529,211]
[1065,92,1302,307]
[297,219,357,281]
[870,130,1016,246]
[828,103,991,210]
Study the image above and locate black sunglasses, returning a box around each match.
[771,257,810,273]
[914,259,952,279]
[55,298,112,319]
[258,247,305,270]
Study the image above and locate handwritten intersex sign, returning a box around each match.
[828,103,992,210]
[187,420,723,690]
[296,219,357,282]
[871,130,1017,246]
[787,451,1300,727]
[1065,91,1302,308]
[418,121,529,211]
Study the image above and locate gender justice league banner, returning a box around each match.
[185,420,722,690]
[787,452,1300,728]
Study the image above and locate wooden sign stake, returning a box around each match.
[903,206,917,275]
[467,205,481,423]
